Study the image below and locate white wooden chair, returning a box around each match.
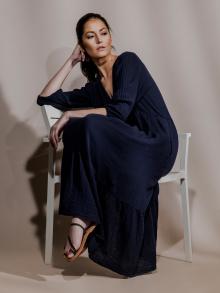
[158,132,192,263]
[41,105,192,265]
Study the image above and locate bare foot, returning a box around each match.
[64,217,91,258]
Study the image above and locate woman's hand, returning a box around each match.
[69,43,86,63]
[49,112,70,149]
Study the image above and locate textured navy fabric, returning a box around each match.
[37,51,179,277]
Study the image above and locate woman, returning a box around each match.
[37,12,179,278]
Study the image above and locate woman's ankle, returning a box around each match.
[71,216,91,227]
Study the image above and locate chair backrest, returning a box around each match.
[41,105,63,135]
[41,105,191,173]
[171,133,191,173]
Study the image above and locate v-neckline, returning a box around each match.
[98,52,124,100]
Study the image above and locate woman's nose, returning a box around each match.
[95,36,102,43]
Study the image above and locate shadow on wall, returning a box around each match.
[24,49,89,261]
[26,141,65,258]
[0,81,121,279]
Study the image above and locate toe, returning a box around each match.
[64,247,74,258]
[65,251,74,258]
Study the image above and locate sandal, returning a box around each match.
[63,222,96,262]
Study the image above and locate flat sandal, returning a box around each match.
[63,222,96,262]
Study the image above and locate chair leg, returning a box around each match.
[45,143,56,265]
[180,177,193,262]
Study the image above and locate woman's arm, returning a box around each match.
[64,107,107,118]
[38,43,85,97]
[39,56,78,97]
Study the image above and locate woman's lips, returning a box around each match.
[97,46,105,51]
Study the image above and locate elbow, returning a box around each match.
[36,95,45,106]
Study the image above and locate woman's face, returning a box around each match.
[81,18,112,60]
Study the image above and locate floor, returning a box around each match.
[0,246,219,293]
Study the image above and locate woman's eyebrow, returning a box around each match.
[85,27,106,34]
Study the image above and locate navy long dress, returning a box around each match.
[37,51,179,278]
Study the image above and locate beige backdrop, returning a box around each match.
[0,0,219,290]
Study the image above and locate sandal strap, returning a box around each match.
[70,222,86,231]
[67,235,77,255]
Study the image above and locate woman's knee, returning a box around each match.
[83,113,104,129]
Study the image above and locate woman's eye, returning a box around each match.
[87,32,108,39]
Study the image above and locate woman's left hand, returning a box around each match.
[49,112,70,149]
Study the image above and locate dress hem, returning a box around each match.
[88,249,157,278]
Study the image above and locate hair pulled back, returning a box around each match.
[76,12,115,82]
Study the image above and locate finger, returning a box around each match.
[53,132,58,148]
[57,127,63,139]
[57,126,64,142]
[49,133,54,147]
[50,130,57,149]
[51,127,57,145]
[50,135,56,149]
[49,138,55,149]
[55,129,59,146]
[53,138,57,149]
[49,129,54,144]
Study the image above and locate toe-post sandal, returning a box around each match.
[63,222,96,262]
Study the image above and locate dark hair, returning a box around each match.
[76,12,116,82]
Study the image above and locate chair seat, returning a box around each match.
[158,170,185,183]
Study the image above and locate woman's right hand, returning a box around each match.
[70,43,86,63]
[49,112,70,150]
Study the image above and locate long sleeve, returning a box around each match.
[105,52,141,121]
[36,81,95,111]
